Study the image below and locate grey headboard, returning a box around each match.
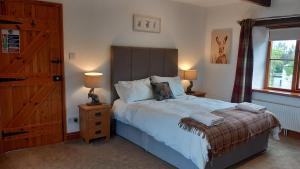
[111,46,178,102]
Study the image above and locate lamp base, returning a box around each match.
[186,80,194,94]
[87,88,101,106]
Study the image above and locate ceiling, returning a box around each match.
[169,0,242,7]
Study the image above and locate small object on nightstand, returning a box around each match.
[79,104,111,143]
[186,91,206,97]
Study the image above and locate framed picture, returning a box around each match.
[133,14,161,33]
[210,28,232,64]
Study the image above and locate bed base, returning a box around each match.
[115,120,269,169]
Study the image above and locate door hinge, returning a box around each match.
[2,130,29,138]
[0,78,26,83]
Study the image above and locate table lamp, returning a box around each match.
[181,70,197,94]
[84,72,103,105]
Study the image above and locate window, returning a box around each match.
[265,40,300,92]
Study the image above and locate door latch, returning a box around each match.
[53,75,63,81]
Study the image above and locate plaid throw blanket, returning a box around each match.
[178,109,280,158]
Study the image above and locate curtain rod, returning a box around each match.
[237,14,300,25]
[254,14,300,21]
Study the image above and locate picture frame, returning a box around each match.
[210,28,232,64]
[133,14,161,33]
[1,29,20,54]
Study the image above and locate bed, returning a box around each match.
[110,46,274,169]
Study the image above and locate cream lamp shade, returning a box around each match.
[84,72,103,88]
[182,70,197,80]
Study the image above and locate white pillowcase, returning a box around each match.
[151,76,185,96]
[114,78,153,103]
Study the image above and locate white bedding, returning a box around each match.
[113,95,236,169]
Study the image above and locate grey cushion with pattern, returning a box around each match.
[151,82,175,101]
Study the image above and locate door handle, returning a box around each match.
[51,60,62,64]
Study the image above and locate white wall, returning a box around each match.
[252,27,269,89]
[44,0,206,133]
[203,0,300,101]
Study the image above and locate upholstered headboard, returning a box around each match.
[111,46,178,102]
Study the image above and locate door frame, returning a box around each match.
[57,2,67,141]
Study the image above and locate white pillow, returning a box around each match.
[114,78,153,103]
[151,76,185,96]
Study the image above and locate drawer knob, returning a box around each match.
[95,112,102,116]
[95,122,102,126]
[95,130,101,134]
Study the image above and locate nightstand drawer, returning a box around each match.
[88,119,103,129]
[89,128,104,139]
[88,110,108,120]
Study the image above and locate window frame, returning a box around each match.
[264,40,300,93]
[295,41,300,91]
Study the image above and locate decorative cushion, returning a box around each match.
[151,76,185,96]
[151,82,175,101]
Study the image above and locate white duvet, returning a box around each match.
[113,95,237,169]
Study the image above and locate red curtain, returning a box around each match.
[231,19,255,103]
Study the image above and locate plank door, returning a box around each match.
[0,0,64,153]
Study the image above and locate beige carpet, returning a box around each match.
[0,136,299,169]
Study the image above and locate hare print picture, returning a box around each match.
[211,28,232,64]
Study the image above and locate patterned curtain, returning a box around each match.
[231,19,255,103]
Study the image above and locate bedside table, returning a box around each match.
[186,91,206,97]
[79,104,111,143]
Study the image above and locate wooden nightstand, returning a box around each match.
[79,104,111,143]
[186,91,206,97]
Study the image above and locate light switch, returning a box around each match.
[69,52,76,60]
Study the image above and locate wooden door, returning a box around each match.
[0,0,64,153]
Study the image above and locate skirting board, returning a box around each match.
[280,129,300,140]
[66,132,80,141]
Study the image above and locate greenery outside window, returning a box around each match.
[265,40,300,92]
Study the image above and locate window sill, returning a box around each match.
[252,89,300,98]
